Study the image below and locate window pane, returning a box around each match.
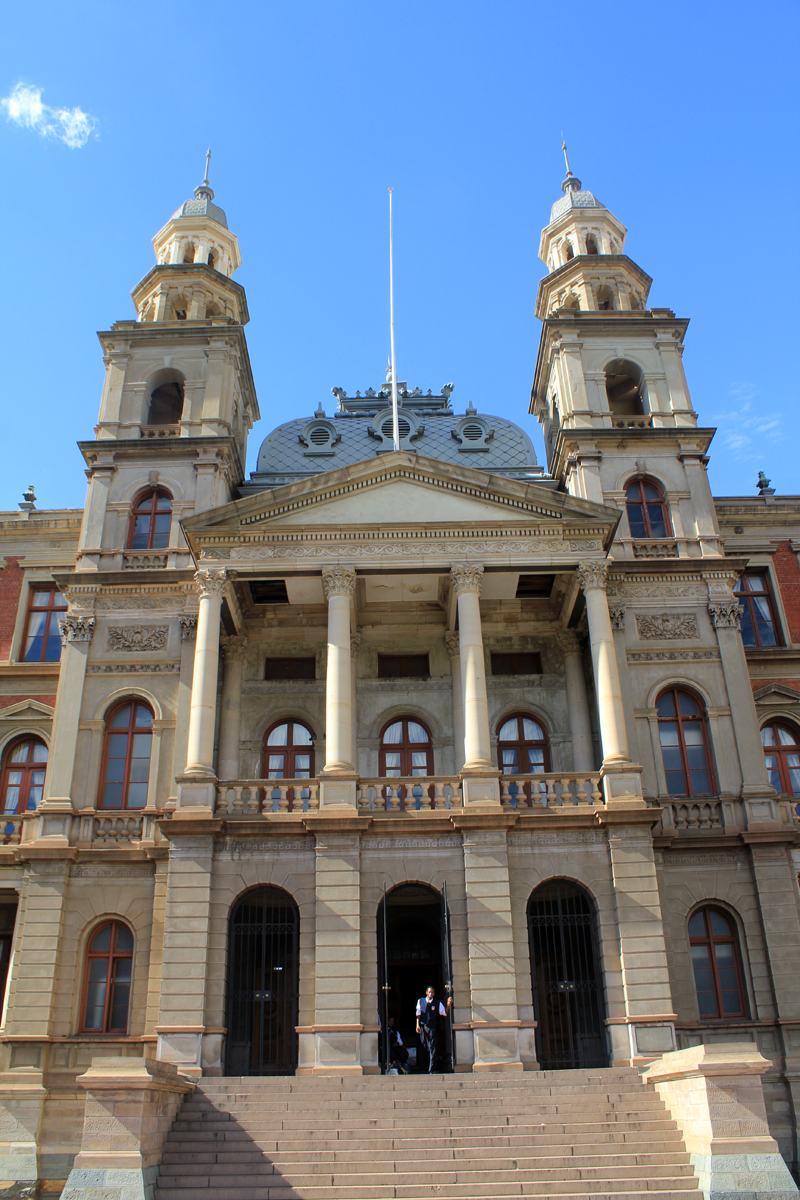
[688,767,712,795]
[126,783,148,808]
[130,515,151,550]
[267,754,285,777]
[110,706,131,729]
[294,754,310,777]
[384,753,401,776]
[53,590,67,610]
[678,693,701,717]
[752,596,776,646]
[382,723,403,745]
[688,912,706,936]
[267,724,289,747]
[9,743,30,764]
[23,611,47,661]
[109,958,132,1030]
[777,726,798,747]
[527,748,545,772]
[291,724,313,746]
[411,751,428,769]
[721,989,744,1016]
[134,706,153,729]
[646,505,668,538]
[788,761,800,796]
[44,615,63,662]
[92,926,112,952]
[408,722,429,744]
[761,726,775,747]
[656,692,676,717]
[104,759,126,784]
[627,504,647,539]
[3,785,20,814]
[709,911,732,938]
[498,719,518,741]
[156,495,172,512]
[501,749,518,772]
[738,602,756,647]
[102,782,124,808]
[131,733,152,759]
[115,925,134,952]
[765,758,782,790]
[107,734,129,760]
[747,572,768,592]
[642,484,661,501]
[32,742,48,763]
[129,757,150,784]
[522,718,545,741]
[659,723,680,749]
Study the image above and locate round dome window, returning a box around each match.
[381,417,411,440]
[462,423,483,441]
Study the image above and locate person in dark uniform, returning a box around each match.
[383,1016,409,1072]
[415,985,452,1073]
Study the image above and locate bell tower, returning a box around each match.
[530,147,722,558]
[76,158,259,570]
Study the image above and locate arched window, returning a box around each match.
[585,234,599,255]
[262,721,314,780]
[80,921,134,1033]
[497,714,550,774]
[1,738,48,813]
[207,249,217,270]
[605,359,645,417]
[625,477,672,539]
[761,722,800,798]
[145,372,184,425]
[205,302,222,319]
[379,718,433,777]
[564,242,574,261]
[127,490,172,551]
[656,688,714,797]
[99,702,153,810]
[688,907,747,1019]
[596,284,614,311]
[182,242,195,264]
[563,293,580,311]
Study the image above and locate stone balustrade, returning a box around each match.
[93,814,145,843]
[500,772,603,809]
[357,777,461,812]
[666,799,723,831]
[215,779,321,815]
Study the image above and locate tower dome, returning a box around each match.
[172,181,228,229]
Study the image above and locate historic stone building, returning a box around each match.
[0,158,799,1198]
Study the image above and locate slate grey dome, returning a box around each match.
[549,170,605,224]
[172,183,228,229]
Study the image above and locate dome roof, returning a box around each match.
[172,183,228,229]
[243,383,551,495]
[549,188,604,223]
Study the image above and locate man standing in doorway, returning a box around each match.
[416,985,452,1074]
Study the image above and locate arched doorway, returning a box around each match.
[377,883,454,1071]
[225,887,299,1076]
[527,880,607,1069]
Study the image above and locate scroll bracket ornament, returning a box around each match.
[450,563,484,596]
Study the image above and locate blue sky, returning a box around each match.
[1,0,798,511]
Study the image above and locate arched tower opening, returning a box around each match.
[605,359,644,417]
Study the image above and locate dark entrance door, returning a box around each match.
[378,883,453,1071]
[527,879,607,1069]
[226,887,298,1075]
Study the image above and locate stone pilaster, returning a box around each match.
[320,567,357,806]
[451,564,499,806]
[555,629,595,772]
[445,632,465,773]
[217,634,247,780]
[178,570,226,814]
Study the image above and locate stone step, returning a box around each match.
[155,1186,698,1200]
[159,1155,695,1178]
[169,1113,675,1135]
[156,1167,699,1188]
[182,1092,666,1113]
[161,1143,689,1166]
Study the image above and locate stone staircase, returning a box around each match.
[154,1067,700,1200]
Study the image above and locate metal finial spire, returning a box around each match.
[561,135,572,176]
[559,135,582,195]
[203,146,211,186]
[388,188,400,452]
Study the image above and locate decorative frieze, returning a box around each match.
[58,615,95,644]
[627,650,719,663]
[635,613,699,640]
[87,662,180,674]
[509,830,605,846]
[70,865,154,879]
[227,534,603,563]
[107,626,169,652]
[708,600,742,629]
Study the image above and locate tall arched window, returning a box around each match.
[379,718,433,777]
[80,921,134,1033]
[688,907,747,1019]
[99,702,153,810]
[145,371,185,425]
[761,722,800,798]
[605,359,645,418]
[656,688,714,797]
[261,721,315,779]
[625,477,672,539]
[585,234,599,255]
[497,715,550,774]
[1,738,48,813]
[127,490,172,551]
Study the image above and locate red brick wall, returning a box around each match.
[0,558,25,661]
[0,696,56,710]
[751,679,800,693]
[773,541,800,644]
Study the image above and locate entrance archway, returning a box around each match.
[527,879,607,1069]
[377,883,454,1071]
[225,886,299,1075]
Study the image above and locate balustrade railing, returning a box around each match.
[500,772,603,809]
[93,814,145,843]
[358,777,461,813]
[215,779,320,815]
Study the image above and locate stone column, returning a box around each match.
[455,821,522,1071]
[217,634,247,781]
[451,565,498,805]
[577,561,643,807]
[171,616,197,784]
[40,611,95,836]
[555,629,595,772]
[320,567,357,807]
[184,570,226,778]
[302,828,363,1075]
[445,632,465,772]
[350,634,362,772]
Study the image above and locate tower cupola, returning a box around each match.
[131,151,247,325]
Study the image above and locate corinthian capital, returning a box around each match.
[708,600,742,630]
[58,615,95,645]
[322,566,356,600]
[195,568,228,600]
[576,560,609,594]
[444,632,460,658]
[350,634,362,659]
[554,629,583,656]
[221,633,248,661]
[450,563,484,596]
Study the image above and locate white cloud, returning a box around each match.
[709,383,783,463]
[1,83,97,148]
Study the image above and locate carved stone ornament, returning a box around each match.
[554,629,582,655]
[221,634,248,661]
[444,632,460,658]
[636,613,699,640]
[179,615,198,641]
[58,615,95,644]
[350,634,362,659]
[609,607,626,631]
[321,566,356,600]
[450,563,484,596]
[107,625,168,652]
[576,561,609,593]
[708,601,742,630]
[195,568,229,600]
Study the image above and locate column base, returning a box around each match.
[297,1026,364,1073]
[175,776,217,817]
[318,774,358,809]
[472,1023,523,1071]
[601,762,644,808]
[460,772,501,807]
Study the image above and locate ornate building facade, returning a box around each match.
[0,161,799,1196]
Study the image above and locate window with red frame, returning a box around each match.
[688,907,747,1019]
[21,586,67,662]
[127,490,172,551]
[625,478,672,539]
[1,738,48,815]
[656,688,714,797]
[80,921,134,1033]
[261,721,315,779]
[734,571,779,647]
[99,702,153,809]
[379,718,433,777]
[497,714,550,774]
[761,722,800,799]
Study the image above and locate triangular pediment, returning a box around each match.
[753,683,800,706]
[184,451,619,543]
[0,699,55,721]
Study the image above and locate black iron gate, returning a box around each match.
[226,887,298,1075]
[527,880,607,1069]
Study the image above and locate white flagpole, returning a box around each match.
[388,188,400,452]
